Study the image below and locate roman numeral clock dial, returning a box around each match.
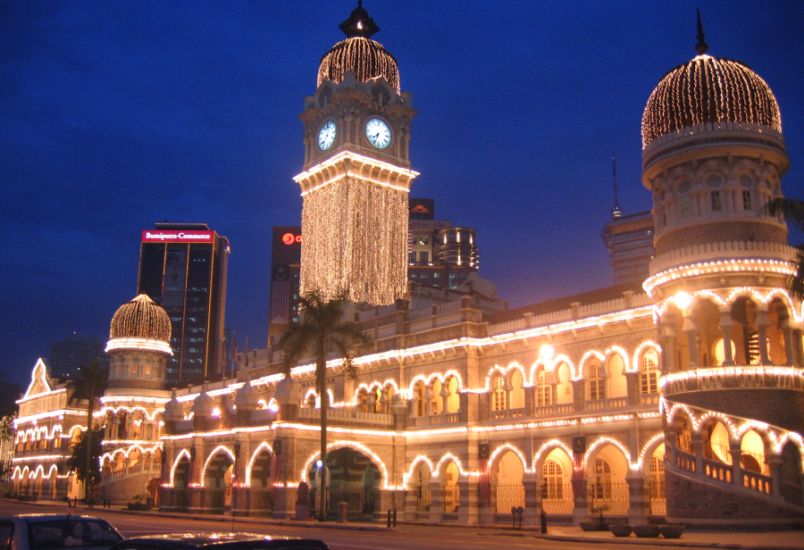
[365,118,391,149]
[317,119,336,151]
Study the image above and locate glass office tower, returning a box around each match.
[137,223,230,385]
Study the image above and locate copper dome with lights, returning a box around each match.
[109,294,171,343]
[641,14,781,148]
[317,2,400,94]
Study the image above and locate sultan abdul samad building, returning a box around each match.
[12,5,803,528]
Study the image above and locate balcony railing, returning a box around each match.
[296,406,393,428]
[661,366,803,395]
[585,397,628,411]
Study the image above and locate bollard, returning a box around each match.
[387,510,391,528]
[540,509,547,534]
[393,508,397,527]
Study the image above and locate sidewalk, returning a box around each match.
[541,524,804,550]
[8,499,803,548]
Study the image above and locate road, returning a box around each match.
[0,500,667,550]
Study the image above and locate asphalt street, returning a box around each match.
[0,500,668,549]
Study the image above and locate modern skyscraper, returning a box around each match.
[601,211,654,285]
[137,222,230,385]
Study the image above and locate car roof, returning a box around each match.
[120,533,315,546]
[5,514,111,522]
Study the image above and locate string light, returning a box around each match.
[644,258,795,295]
[642,56,782,148]
[109,294,171,343]
[298,166,413,305]
[317,36,400,94]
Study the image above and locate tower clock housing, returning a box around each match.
[294,3,418,305]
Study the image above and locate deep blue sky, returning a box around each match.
[2,1,803,387]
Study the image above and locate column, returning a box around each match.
[729,441,743,489]
[682,316,698,368]
[781,322,794,366]
[691,434,704,475]
[756,311,771,365]
[719,313,735,366]
[625,371,640,406]
[440,384,450,416]
[571,468,588,523]
[626,471,647,525]
[522,472,539,527]
[428,480,444,523]
[572,379,585,412]
[767,454,782,497]
[424,386,432,416]
[457,477,479,525]
[660,324,677,372]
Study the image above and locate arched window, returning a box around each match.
[587,363,606,401]
[536,369,552,407]
[640,350,659,395]
[357,388,369,413]
[414,381,426,417]
[542,459,563,500]
[491,374,506,411]
[591,458,612,500]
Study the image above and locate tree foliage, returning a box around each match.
[277,291,369,520]
[67,427,104,487]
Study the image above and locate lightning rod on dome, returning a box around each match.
[695,9,708,55]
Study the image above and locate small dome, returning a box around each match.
[317,3,399,94]
[318,37,400,94]
[235,382,258,412]
[109,294,171,343]
[192,387,214,418]
[164,392,183,422]
[642,54,781,148]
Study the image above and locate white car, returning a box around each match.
[0,514,124,550]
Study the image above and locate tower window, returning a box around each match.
[742,190,752,210]
[408,251,416,264]
[680,196,692,218]
[419,251,429,264]
[710,191,722,212]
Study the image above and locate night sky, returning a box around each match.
[2,1,803,387]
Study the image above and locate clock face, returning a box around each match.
[317,120,336,151]
[365,118,391,149]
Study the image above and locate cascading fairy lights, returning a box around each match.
[317,36,400,94]
[109,294,171,343]
[296,153,416,305]
[642,55,782,148]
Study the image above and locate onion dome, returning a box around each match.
[164,391,183,422]
[106,294,172,354]
[235,381,259,412]
[317,2,400,94]
[192,385,214,418]
[641,12,781,148]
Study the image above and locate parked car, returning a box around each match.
[109,533,329,550]
[0,514,124,550]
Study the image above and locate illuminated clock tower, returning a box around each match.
[294,2,418,305]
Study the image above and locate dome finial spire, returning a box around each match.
[339,1,380,38]
[695,9,708,55]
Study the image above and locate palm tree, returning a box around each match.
[767,197,804,299]
[73,359,108,502]
[277,291,369,521]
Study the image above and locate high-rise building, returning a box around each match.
[48,332,106,380]
[267,199,479,344]
[137,223,230,385]
[601,211,654,285]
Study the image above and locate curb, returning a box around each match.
[541,534,804,550]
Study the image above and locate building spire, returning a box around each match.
[695,9,708,55]
[611,153,623,219]
[339,0,380,38]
